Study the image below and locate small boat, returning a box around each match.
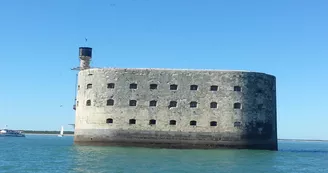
[0,125,25,137]
[58,126,64,137]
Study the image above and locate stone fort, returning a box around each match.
[73,47,278,150]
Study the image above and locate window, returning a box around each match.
[76,101,79,106]
[190,85,198,90]
[234,122,241,127]
[256,89,263,94]
[258,104,263,109]
[169,120,176,125]
[106,118,113,124]
[170,84,178,90]
[130,83,137,89]
[149,119,156,125]
[107,83,115,88]
[88,73,93,76]
[86,100,91,106]
[78,85,80,90]
[210,121,217,126]
[234,102,241,109]
[150,84,158,90]
[210,85,218,91]
[190,101,197,108]
[87,84,92,89]
[129,100,137,106]
[190,120,197,126]
[210,102,218,108]
[107,99,114,106]
[169,101,177,108]
[129,119,136,124]
[234,86,241,92]
[149,100,157,107]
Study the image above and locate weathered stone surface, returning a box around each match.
[74,68,277,150]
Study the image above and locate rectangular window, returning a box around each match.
[170,84,178,90]
[107,83,115,88]
[210,85,218,91]
[190,85,198,90]
[169,101,177,108]
[190,101,197,108]
[149,100,157,107]
[150,84,158,90]
[234,122,241,127]
[130,83,137,89]
[129,100,137,106]
[234,86,241,92]
[234,103,242,109]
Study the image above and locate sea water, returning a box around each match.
[0,135,327,173]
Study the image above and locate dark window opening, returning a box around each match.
[170,84,178,90]
[234,86,241,92]
[169,120,176,125]
[190,85,198,90]
[86,100,91,106]
[210,85,218,91]
[76,101,79,106]
[149,100,157,107]
[88,73,93,76]
[258,104,263,109]
[234,102,241,109]
[210,121,217,126]
[210,102,218,108]
[129,119,136,124]
[106,118,113,124]
[107,83,115,88]
[129,100,137,106]
[130,83,137,89]
[78,85,80,90]
[234,122,242,127]
[149,119,156,125]
[190,120,197,126]
[169,101,177,108]
[107,99,114,106]
[190,101,197,108]
[150,84,158,89]
[87,84,92,89]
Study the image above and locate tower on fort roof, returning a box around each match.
[79,47,92,70]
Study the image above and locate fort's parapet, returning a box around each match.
[73,66,278,150]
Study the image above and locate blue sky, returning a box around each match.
[0,0,327,139]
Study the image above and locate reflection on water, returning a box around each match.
[0,135,328,173]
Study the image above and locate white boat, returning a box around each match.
[58,126,64,137]
[0,125,25,137]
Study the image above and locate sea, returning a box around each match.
[0,135,327,173]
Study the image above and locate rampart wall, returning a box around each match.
[74,68,277,150]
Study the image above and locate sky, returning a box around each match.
[0,0,327,139]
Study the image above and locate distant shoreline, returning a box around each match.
[20,130,74,135]
[278,139,328,142]
[24,133,74,136]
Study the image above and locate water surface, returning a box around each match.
[1,135,327,173]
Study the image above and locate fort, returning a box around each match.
[73,47,278,150]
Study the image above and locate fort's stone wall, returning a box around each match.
[74,68,277,150]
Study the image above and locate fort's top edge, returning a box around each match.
[79,67,275,78]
